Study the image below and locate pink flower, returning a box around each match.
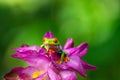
[3,31,97,80]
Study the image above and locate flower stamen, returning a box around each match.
[32,71,44,79]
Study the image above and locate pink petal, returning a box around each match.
[67,56,87,77]
[43,31,54,38]
[20,66,47,80]
[75,42,89,56]
[64,48,77,56]
[64,38,74,49]
[12,48,46,60]
[3,67,24,80]
[23,55,50,70]
[80,59,97,70]
[47,68,61,80]
[12,46,41,53]
[60,71,77,80]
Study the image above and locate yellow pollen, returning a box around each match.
[32,71,44,79]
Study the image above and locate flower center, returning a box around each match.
[32,71,44,79]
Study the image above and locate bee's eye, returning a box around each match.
[43,38,46,42]
[53,38,58,43]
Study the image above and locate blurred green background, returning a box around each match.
[0,0,119,80]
